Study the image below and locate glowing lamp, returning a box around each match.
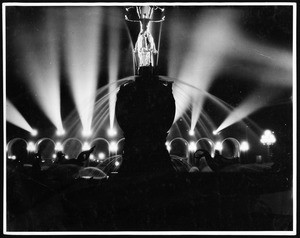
[215,141,223,151]
[52,154,57,159]
[260,130,276,146]
[240,141,250,152]
[188,130,195,136]
[98,152,106,160]
[56,129,65,136]
[65,155,69,159]
[82,129,92,137]
[31,129,38,137]
[8,155,16,160]
[107,128,117,137]
[109,141,118,153]
[27,141,36,152]
[82,142,90,151]
[55,142,63,151]
[115,161,120,167]
[188,141,197,152]
[212,130,218,135]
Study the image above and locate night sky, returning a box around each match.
[5,4,293,156]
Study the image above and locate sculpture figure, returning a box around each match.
[125,6,165,69]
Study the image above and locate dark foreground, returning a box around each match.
[6,163,292,232]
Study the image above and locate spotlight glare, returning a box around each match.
[56,129,65,136]
[52,154,57,159]
[6,99,34,133]
[260,130,276,146]
[212,130,218,135]
[65,8,102,141]
[55,142,63,151]
[31,129,38,137]
[82,129,92,137]
[82,142,90,151]
[107,128,117,137]
[188,130,195,136]
[240,141,250,152]
[109,141,118,153]
[98,152,106,160]
[215,141,223,151]
[188,141,197,152]
[27,141,36,152]
[115,161,120,167]
[8,155,16,160]
[65,155,69,159]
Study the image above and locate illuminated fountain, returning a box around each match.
[115,6,175,176]
[5,6,293,174]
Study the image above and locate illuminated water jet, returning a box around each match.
[108,8,122,132]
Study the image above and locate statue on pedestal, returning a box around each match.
[116,6,175,177]
[125,6,165,71]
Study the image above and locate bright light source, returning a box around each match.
[65,8,102,141]
[6,99,34,133]
[98,152,106,160]
[215,141,223,151]
[82,142,90,151]
[107,128,117,137]
[8,155,16,160]
[260,130,276,146]
[264,130,272,136]
[212,130,218,135]
[188,141,197,152]
[240,141,250,152]
[52,154,57,159]
[90,154,95,160]
[109,141,118,153]
[31,129,38,137]
[188,130,195,136]
[27,141,36,152]
[82,129,92,137]
[65,155,69,159]
[55,142,63,151]
[115,161,120,167]
[56,129,65,136]
[165,141,171,152]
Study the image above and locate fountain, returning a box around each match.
[4,5,294,232]
[115,6,175,176]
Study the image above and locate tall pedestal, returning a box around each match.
[115,67,176,176]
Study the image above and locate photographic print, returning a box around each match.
[3,2,295,235]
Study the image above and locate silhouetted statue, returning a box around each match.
[125,6,165,70]
[55,146,95,167]
[116,6,175,177]
[76,146,95,167]
[194,149,239,172]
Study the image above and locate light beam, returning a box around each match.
[15,8,64,133]
[6,99,35,133]
[65,8,103,137]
